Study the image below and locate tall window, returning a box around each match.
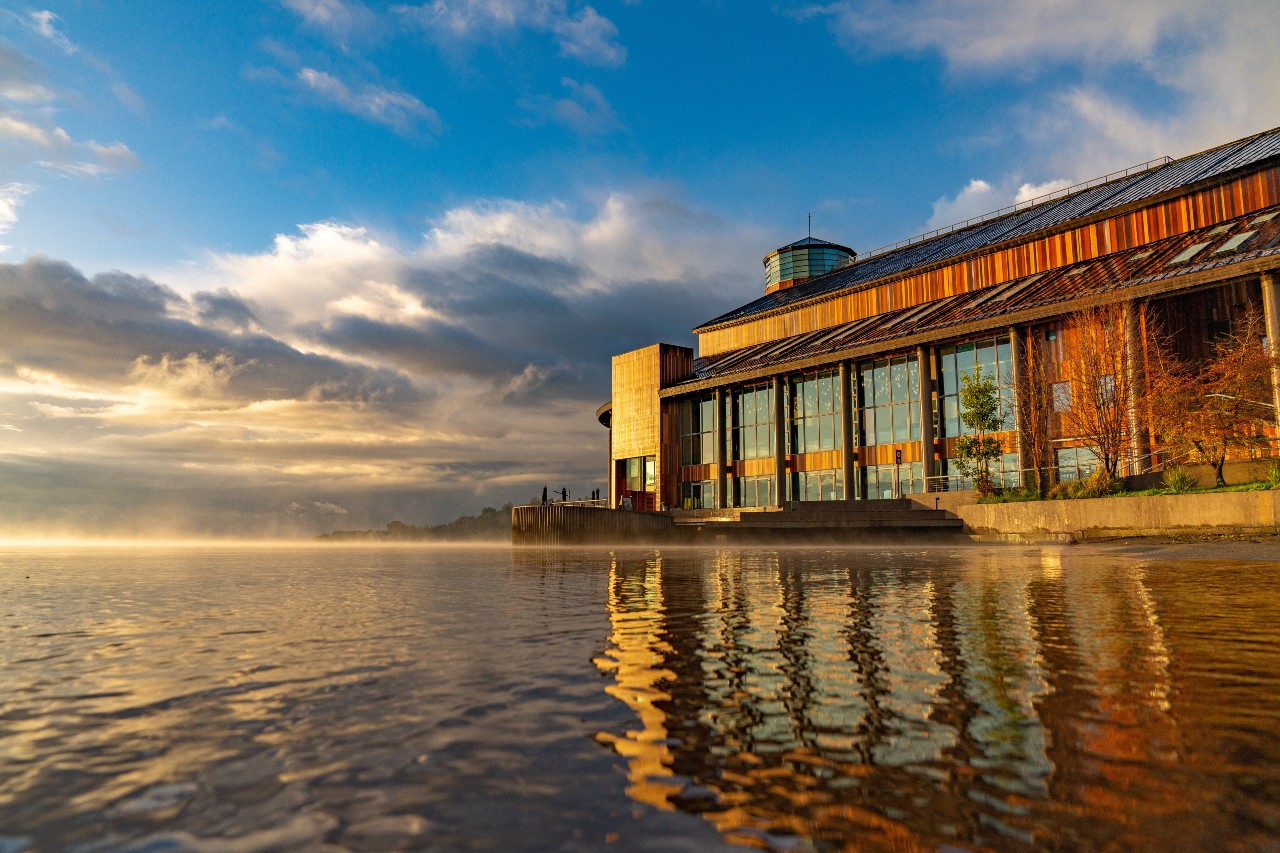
[622,456,655,492]
[938,336,1014,439]
[791,371,842,453]
[678,394,717,467]
[1055,447,1098,482]
[864,462,922,499]
[679,480,716,510]
[860,356,920,446]
[792,469,844,501]
[730,383,774,461]
[734,475,775,507]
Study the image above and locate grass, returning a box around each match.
[978,473,1280,503]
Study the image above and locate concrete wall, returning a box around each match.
[959,490,1280,542]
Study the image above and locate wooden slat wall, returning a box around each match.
[698,166,1280,357]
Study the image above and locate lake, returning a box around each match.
[2,544,1278,851]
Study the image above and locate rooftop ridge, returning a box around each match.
[859,155,1174,260]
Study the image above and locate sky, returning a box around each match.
[1,0,1278,537]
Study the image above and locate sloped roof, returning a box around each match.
[698,126,1280,332]
[666,204,1280,393]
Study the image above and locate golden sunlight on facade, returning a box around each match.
[599,127,1280,510]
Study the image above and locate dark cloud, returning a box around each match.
[0,257,417,405]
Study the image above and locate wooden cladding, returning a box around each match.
[729,457,775,478]
[611,343,693,463]
[790,450,843,473]
[698,166,1280,357]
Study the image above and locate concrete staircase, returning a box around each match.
[671,499,964,543]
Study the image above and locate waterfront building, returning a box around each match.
[598,127,1280,510]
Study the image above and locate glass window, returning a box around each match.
[679,394,717,466]
[859,355,920,447]
[791,370,842,455]
[730,383,773,462]
[791,469,844,502]
[936,335,1016,439]
[1052,381,1071,412]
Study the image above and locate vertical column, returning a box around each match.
[773,375,787,505]
[917,345,935,487]
[715,387,728,509]
[1262,271,1280,433]
[1124,300,1152,475]
[1009,326,1030,480]
[840,361,855,501]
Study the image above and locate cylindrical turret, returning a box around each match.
[763,237,855,295]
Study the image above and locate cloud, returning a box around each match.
[397,0,626,66]
[804,0,1280,176]
[0,183,32,237]
[0,190,764,536]
[924,176,1076,231]
[28,10,78,54]
[517,77,622,136]
[281,0,381,46]
[291,66,440,135]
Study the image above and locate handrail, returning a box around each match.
[861,155,1175,260]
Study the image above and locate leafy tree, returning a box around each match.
[1014,327,1053,496]
[1146,307,1276,487]
[1058,304,1132,478]
[954,364,1004,496]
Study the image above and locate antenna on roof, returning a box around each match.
[808,212,811,239]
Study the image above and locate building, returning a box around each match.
[598,127,1280,510]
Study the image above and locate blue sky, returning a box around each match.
[1,0,1277,536]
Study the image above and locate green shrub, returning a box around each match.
[1076,468,1116,498]
[977,487,1041,504]
[1161,466,1197,494]
[1048,480,1080,500]
[1263,461,1280,490]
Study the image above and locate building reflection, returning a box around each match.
[592,548,1189,851]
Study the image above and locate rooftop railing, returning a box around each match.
[861,155,1175,261]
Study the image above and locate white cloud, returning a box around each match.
[0,113,68,147]
[296,67,440,134]
[281,0,380,45]
[552,6,625,66]
[924,176,1077,232]
[805,0,1280,176]
[397,0,626,66]
[29,10,78,54]
[517,77,622,136]
[0,183,32,236]
[111,82,146,117]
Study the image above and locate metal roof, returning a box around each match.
[678,205,1280,388]
[698,126,1280,332]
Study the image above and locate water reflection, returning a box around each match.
[592,547,1280,852]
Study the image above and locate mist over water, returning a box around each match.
[2,545,1278,851]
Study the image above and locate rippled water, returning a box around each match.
[2,545,1279,852]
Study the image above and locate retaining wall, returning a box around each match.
[511,505,676,545]
[959,490,1280,542]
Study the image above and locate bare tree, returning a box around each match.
[1146,306,1276,487]
[1058,304,1132,478]
[1015,327,1054,495]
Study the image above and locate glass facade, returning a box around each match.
[622,456,655,492]
[734,475,775,507]
[679,480,716,510]
[859,356,920,446]
[765,245,853,288]
[1055,446,1099,482]
[791,371,842,454]
[678,394,717,467]
[792,469,844,502]
[729,383,774,461]
[864,462,922,499]
[938,336,1014,439]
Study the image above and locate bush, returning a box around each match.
[1161,466,1197,494]
[1047,469,1115,500]
[1263,461,1280,490]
